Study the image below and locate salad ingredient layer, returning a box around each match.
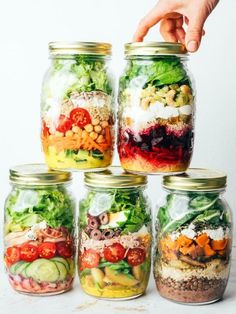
[78,189,152,299]
[154,192,232,303]
[118,57,194,174]
[4,187,75,295]
[41,56,114,170]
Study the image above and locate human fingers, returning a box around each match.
[185,14,206,52]
[133,1,170,41]
[160,19,178,42]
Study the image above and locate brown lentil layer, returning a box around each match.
[156,276,227,304]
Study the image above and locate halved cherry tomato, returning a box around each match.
[126,248,146,266]
[5,246,21,266]
[104,243,126,263]
[56,114,72,133]
[80,249,100,269]
[38,242,56,259]
[42,121,50,137]
[56,241,73,258]
[20,243,39,262]
[70,108,91,128]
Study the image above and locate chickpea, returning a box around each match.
[180,85,190,94]
[97,134,105,144]
[55,131,64,137]
[65,130,73,137]
[49,127,55,135]
[94,125,102,133]
[101,121,109,128]
[72,126,81,133]
[90,131,98,140]
[84,124,93,133]
[91,118,100,126]
[81,130,88,139]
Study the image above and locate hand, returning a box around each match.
[133,0,219,52]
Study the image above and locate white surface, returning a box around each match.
[0,0,236,313]
[0,248,235,314]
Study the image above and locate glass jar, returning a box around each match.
[4,164,76,295]
[118,42,195,175]
[78,167,152,299]
[41,42,115,171]
[154,169,232,304]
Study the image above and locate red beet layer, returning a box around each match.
[118,124,194,172]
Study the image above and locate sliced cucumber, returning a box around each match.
[9,261,25,275]
[26,259,60,283]
[51,257,70,272]
[67,258,75,276]
[15,262,30,276]
[52,261,67,281]
[21,263,31,278]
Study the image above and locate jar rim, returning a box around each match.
[9,164,72,185]
[84,166,147,188]
[49,41,112,56]
[124,42,187,56]
[162,168,227,191]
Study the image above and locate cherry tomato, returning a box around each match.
[38,242,56,259]
[5,246,21,266]
[104,243,126,263]
[56,241,73,258]
[126,248,146,266]
[56,115,72,133]
[70,108,91,128]
[42,121,50,137]
[20,243,39,262]
[80,249,100,269]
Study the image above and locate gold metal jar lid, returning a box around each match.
[84,166,147,188]
[163,168,227,191]
[10,164,72,185]
[49,41,112,56]
[125,42,187,56]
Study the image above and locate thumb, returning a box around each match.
[185,16,205,52]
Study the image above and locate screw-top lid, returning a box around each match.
[124,42,187,56]
[84,166,147,188]
[49,41,112,56]
[10,164,72,185]
[163,168,227,191]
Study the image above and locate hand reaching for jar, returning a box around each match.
[133,0,219,52]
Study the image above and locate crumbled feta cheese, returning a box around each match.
[181,228,196,239]
[178,105,192,115]
[203,227,225,240]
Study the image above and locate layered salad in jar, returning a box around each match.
[118,56,194,174]
[4,187,75,295]
[154,192,232,304]
[41,55,115,170]
[78,189,152,299]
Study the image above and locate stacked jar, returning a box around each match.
[118,42,195,175]
[78,167,152,299]
[40,42,115,171]
[154,169,232,304]
[4,164,76,295]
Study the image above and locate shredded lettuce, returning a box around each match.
[79,189,151,234]
[5,187,75,234]
[119,57,189,91]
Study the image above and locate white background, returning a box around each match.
[0,0,235,313]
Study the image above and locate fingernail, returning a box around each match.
[187,40,198,52]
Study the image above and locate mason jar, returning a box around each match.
[4,164,76,295]
[154,169,232,304]
[78,167,152,299]
[118,42,195,175]
[41,42,115,171]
